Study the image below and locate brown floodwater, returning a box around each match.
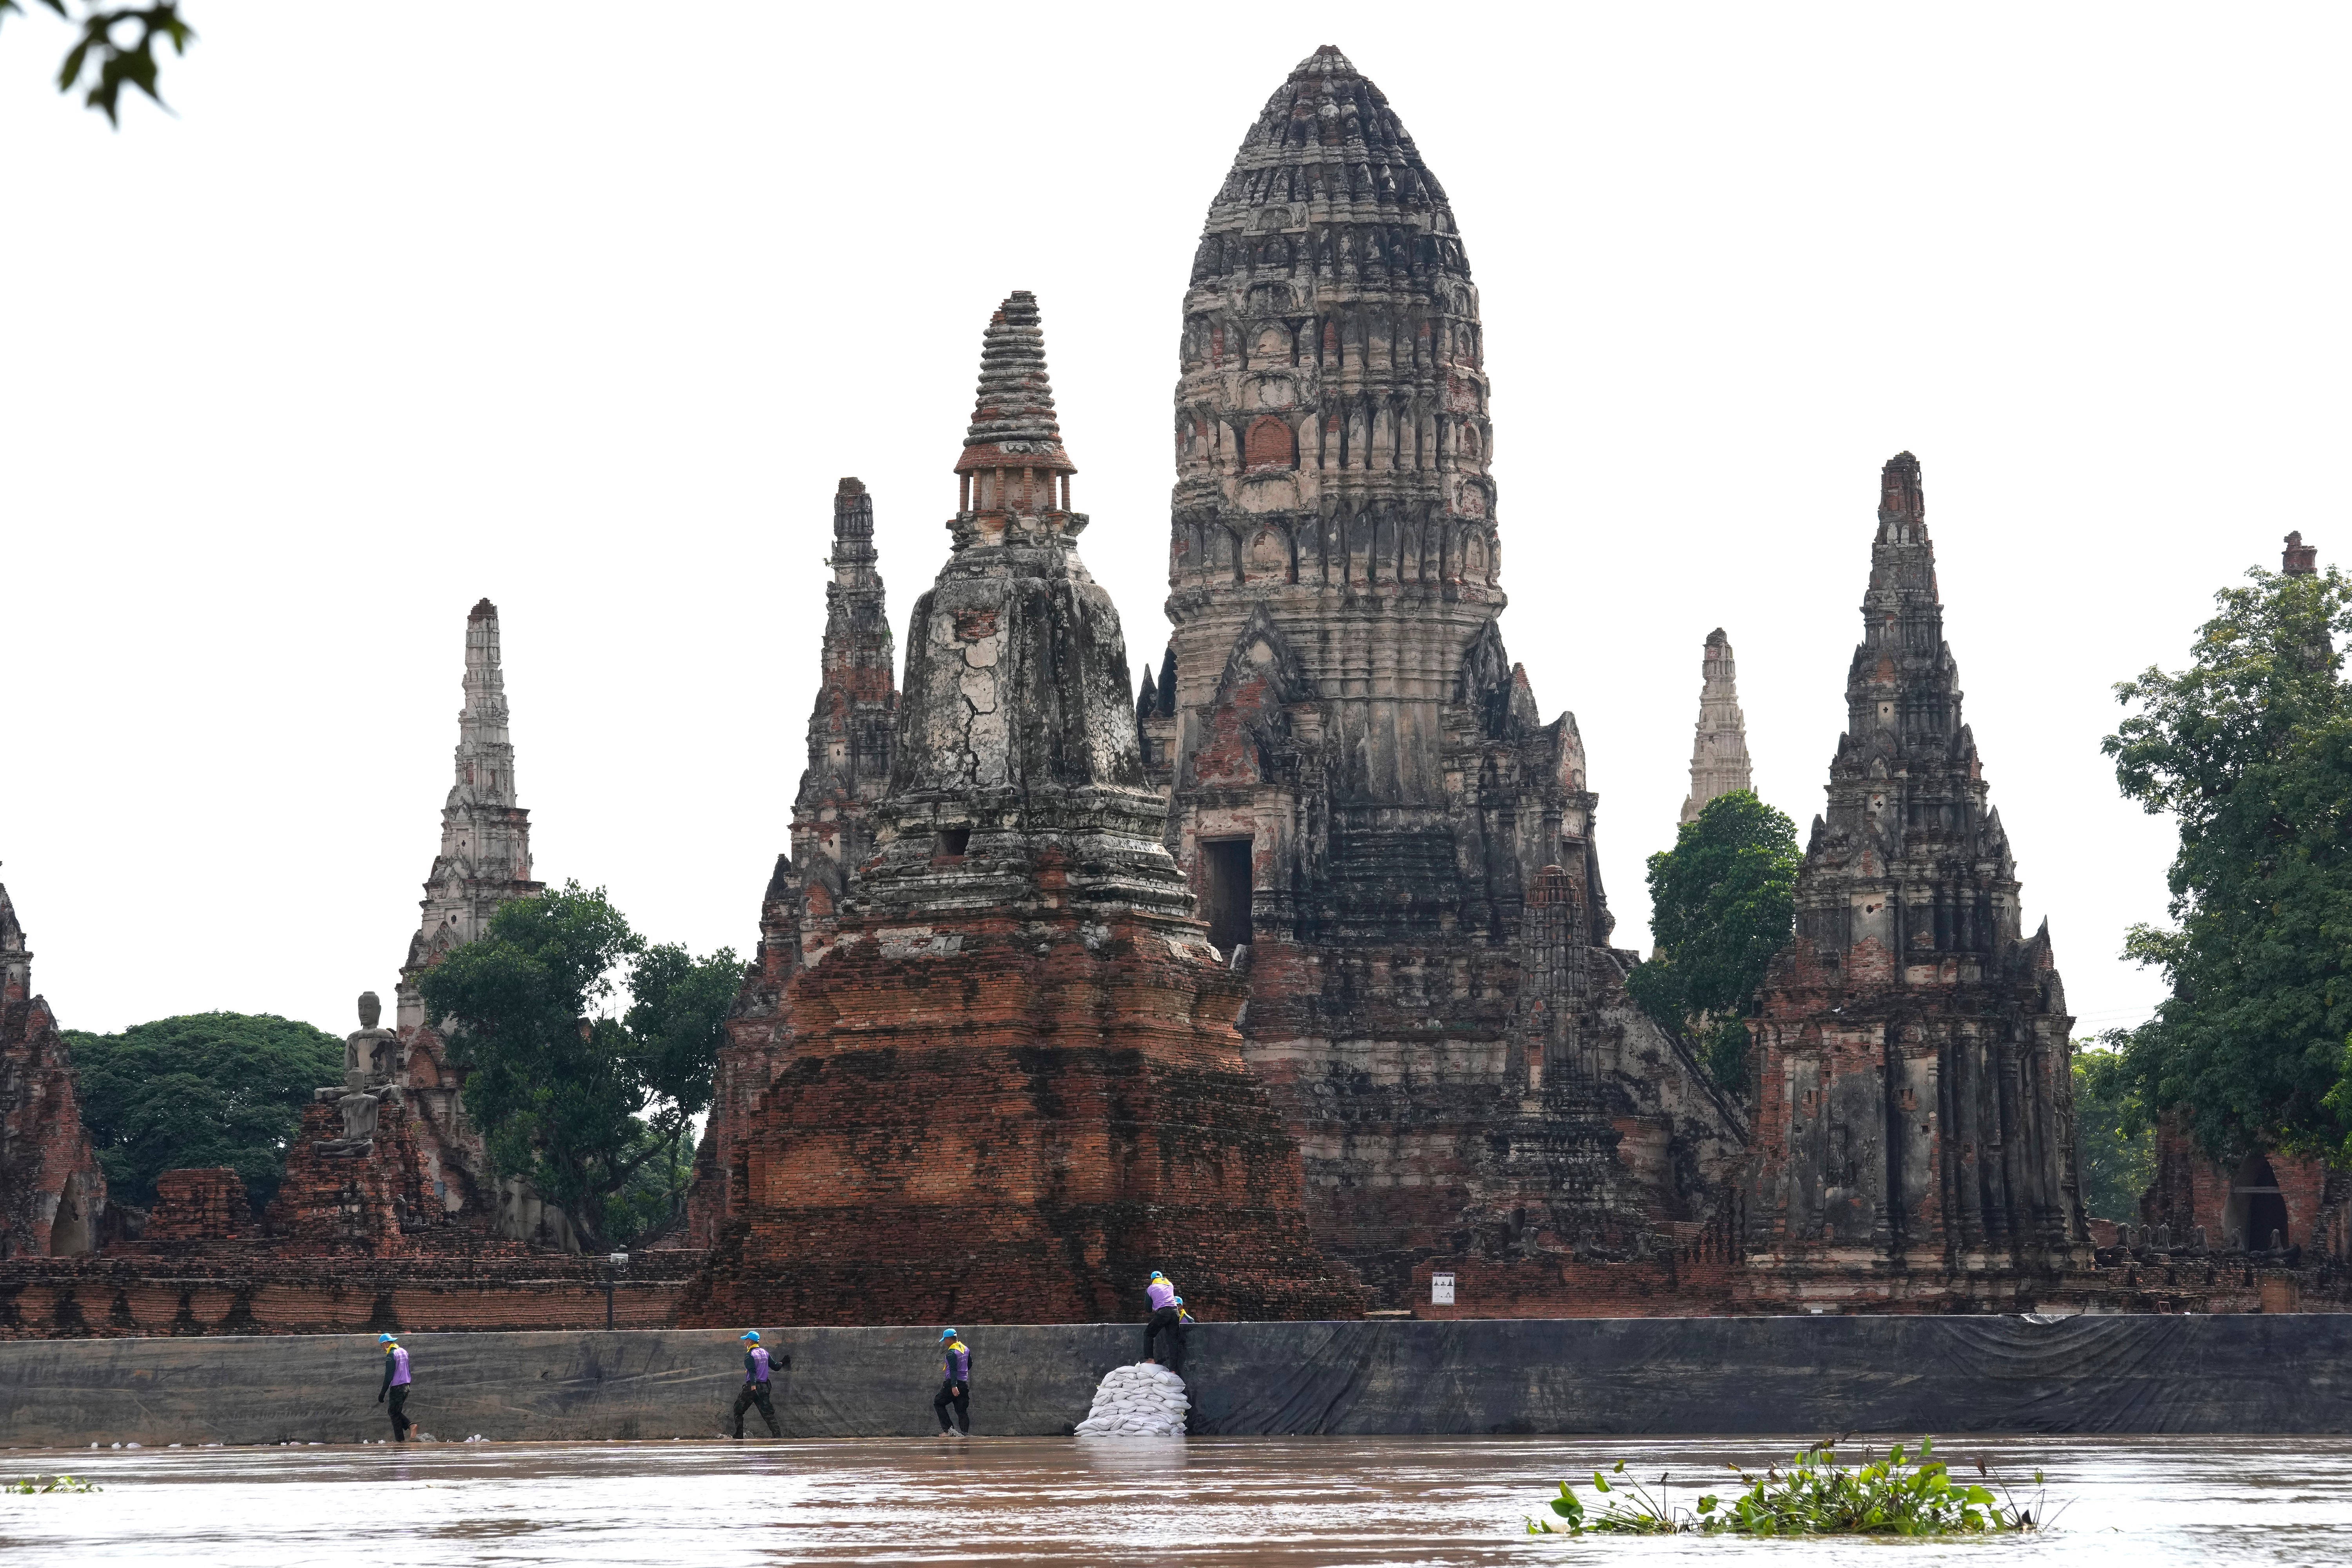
[1,1434,2346,1565]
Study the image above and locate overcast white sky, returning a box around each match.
[5,4,2345,1039]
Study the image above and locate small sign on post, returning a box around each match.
[1431,1272,1456,1306]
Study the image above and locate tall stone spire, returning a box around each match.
[685,477,903,1247]
[392,599,556,1240]
[398,599,543,1025]
[793,478,898,902]
[1745,453,2085,1294]
[1134,49,1746,1311]
[1680,628,1754,824]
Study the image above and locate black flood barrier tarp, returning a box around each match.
[0,1315,2345,1447]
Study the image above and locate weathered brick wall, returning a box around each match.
[0,1249,700,1338]
[2140,1112,2348,1259]
[144,1169,250,1242]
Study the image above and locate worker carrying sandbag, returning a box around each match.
[1142,1270,1187,1376]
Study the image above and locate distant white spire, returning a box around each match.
[1680,628,1753,824]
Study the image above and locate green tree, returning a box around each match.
[1627,790,1802,1094]
[63,1012,343,1214]
[2,1,192,125]
[2105,559,2352,1165]
[2072,1037,2155,1222]
[417,882,737,1247]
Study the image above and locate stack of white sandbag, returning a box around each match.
[1072,1362,1189,1436]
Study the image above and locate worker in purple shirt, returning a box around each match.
[733,1330,782,1439]
[376,1332,413,1442]
[933,1329,971,1437]
[1142,1270,1186,1376]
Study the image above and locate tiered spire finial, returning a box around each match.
[956,292,1074,509]
[455,599,516,809]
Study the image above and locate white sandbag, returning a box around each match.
[1072,1361,1190,1437]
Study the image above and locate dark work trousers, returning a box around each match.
[932,1380,970,1435]
[1143,1307,1186,1375]
[387,1385,412,1441]
[733,1382,781,1438]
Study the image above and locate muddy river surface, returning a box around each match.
[2,1435,2346,1565]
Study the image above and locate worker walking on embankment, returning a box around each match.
[933,1328,972,1437]
[376,1333,412,1442]
[733,1331,782,1439]
[1142,1270,1186,1376]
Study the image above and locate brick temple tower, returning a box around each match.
[1147,47,1744,1307]
[0,881,106,1258]
[682,293,1363,1325]
[1742,454,2087,1302]
[1680,629,1754,824]
[688,477,900,1247]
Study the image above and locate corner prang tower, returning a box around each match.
[1744,454,2086,1297]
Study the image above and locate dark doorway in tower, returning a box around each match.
[2224,1154,2291,1251]
[1203,838,1254,953]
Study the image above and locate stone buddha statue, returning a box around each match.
[318,990,401,1156]
[344,990,401,1090]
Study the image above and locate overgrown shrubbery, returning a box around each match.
[1528,1439,2041,1537]
[5,1474,100,1494]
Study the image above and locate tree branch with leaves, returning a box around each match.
[2,0,192,125]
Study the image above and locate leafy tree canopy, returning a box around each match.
[2072,1039,2154,1222]
[2,1,192,125]
[2104,560,2352,1165]
[1626,789,1802,1093]
[63,1012,343,1214]
[417,881,737,1249]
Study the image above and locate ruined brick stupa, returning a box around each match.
[1743,454,2087,1299]
[682,292,1365,1326]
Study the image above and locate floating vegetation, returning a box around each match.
[1528,1438,2042,1537]
[5,1475,102,1495]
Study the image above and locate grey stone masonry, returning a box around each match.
[857,290,1188,925]
[1680,628,1755,824]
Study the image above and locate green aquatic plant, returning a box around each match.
[1528,1438,2042,1537]
[5,1474,102,1494]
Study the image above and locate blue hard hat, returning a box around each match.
[740,1331,760,1341]
[940,1328,958,1341]
[1150,1270,1165,1280]
[1173,1297,1184,1306]
[378,1334,397,1345]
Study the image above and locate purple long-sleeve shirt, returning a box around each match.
[379,1346,410,1394]
[1147,1279,1176,1312]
